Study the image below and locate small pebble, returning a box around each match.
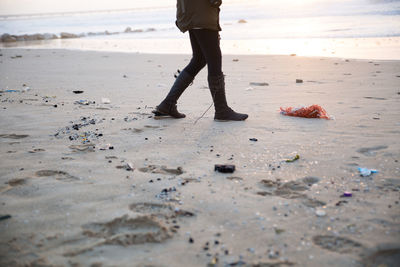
[316,209,326,217]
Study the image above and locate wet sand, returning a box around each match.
[0,48,399,266]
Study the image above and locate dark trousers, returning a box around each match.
[182,29,222,77]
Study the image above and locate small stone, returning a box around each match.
[315,209,326,217]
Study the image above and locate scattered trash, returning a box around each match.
[233,59,239,62]
[290,54,297,56]
[116,162,134,171]
[335,200,348,206]
[296,79,303,83]
[249,82,269,86]
[75,100,95,105]
[285,154,300,163]
[358,167,378,177]
[215,164,236,173]
[245,86,254,91]
[341,192,353,197]
[0,215,12,221]
[99,144,114,150]
[101,97,111,104]
[238,19,247,23]
[280,105,330,119]
[73,90,84,94]
[4,89,19,93]
[249,138,258,142]
[315,209,326,217]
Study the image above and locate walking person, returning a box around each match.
[153,0,248,121]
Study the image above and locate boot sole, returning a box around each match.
[152,109,186,119]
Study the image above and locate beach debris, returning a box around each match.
[101,97,111,104]
[245,86,254,91]
[249,138,258,142]
[358,167,378,177]
[54,116,102,143]
[75,100,95,105]
[0,215,12,221]
[290,53,297,56]
[296,79,303,83]
[341,192,353,197]
[99,144,114,150]
[238,19,247,23]
[280,105,330,119]
[4,89,19,93]
[285,154,300,163]
[116,162,135,171]
[315,209,326,217]
[215,164,235,173]
[249,82,269,86]
[336,200,348,206]
[73,90,84,94]
[232,58,239,62]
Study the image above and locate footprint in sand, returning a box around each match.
[138,165,184,175]
[69,144,95,152]
[0,178,28,193]
[35,170,80,182]
[129,202,195,219]
[357,145,388,156]
[257,176,325,207]
[82,215,171,246]
[0,134,29,139]
[312,235,363,253]
[362,245,400,267]
[376,178,400,192]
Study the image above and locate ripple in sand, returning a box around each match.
[0,134,29,139]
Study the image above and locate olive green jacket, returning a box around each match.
[176,0,221,33]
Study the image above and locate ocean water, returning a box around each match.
[1,0,400,58]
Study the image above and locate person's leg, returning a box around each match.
[182,30,207,77]
[191,29,248,121]
[155,31,206,118]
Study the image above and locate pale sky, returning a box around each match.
[0,0,335,16]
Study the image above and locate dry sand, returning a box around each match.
[0,48,399,266]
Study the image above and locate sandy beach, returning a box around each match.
[0,48,399,266]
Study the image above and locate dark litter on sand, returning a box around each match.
[74,100,95,105]
[215,164,235,173]
[54,116,103,143]
[285,154,300,163]
[0,215,12,221]
[73,90,84,94]
[249,138,258,142]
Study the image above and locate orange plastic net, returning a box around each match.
[280,105,330,119]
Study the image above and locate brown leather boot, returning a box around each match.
[153,70,194,118]
[208,74,248,121]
